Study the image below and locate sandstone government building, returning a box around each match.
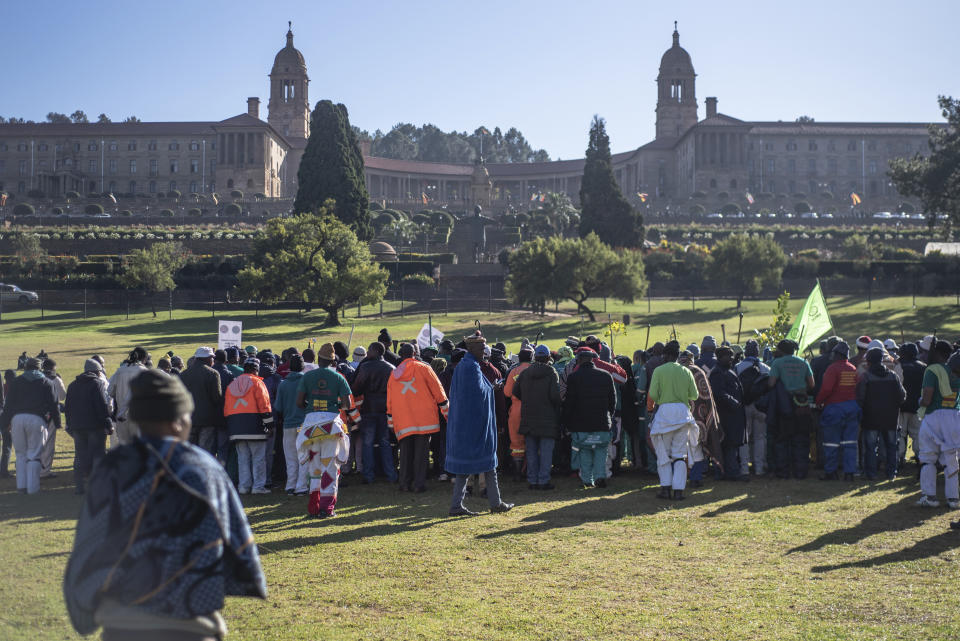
[0,24,935,209]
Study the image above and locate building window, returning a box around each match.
[808,140,818,151]
[709,178,717,189]
[729,179,737,189]
[190,141,200,151]
[88,159,97,173]
[190,159,199,173]
[169,181,177,191]
[108,180,116,193]
[827,158,837,174]
[788,158,796,174]
[209,160,216,174]
[109,159,117,174]
[64,158,72,168]
[17,181,25,193]
[73,143,80,152]
[189,181,197,193]
[169,159,179,174]
[109,141,118,151]
[88,142,98,151]
[867,141,876,151]
[148,140,157,151]
[847,140,857,152]
[827,140,836,152]
[17,143,28,152]
[129,180,137,193]
[246,178,254,188]
[129,159,137,173]
[38,160,47,170]
[764,142,773,151]
[786,139,797,151]
[766,158,775,174]
[807,158,816,173]
[128,141,137,151]
[38,143,48,152]
[149,180,156,193]
[848,158,858,175]
[169,141,179,151]
[18,160,27,176]
[869,160,878,174]
[149,159,158,176]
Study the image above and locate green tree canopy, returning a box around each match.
[506,233,646,320]
[97,113,111,123]
[70,110,89,124]
[579,115,642,247]
[46,112,70,124]
[237,210,388,326]
[13,233,48,276]
[120,242,189,316]
[295,100,372,241]
[889,95,960,228]
[361,123,551,164]
[709,234,787,307]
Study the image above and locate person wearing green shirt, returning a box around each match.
[295,343,360,426]
[916,342,960,508]
[648,342,699,500]
[766,339,815,479]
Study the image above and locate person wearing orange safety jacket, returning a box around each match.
[224,358,274,495]
[387,343,449,492]
[503,347,533,480]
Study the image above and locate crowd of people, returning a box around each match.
[3,326,960,639]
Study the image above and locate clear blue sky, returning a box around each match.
[3,0,957,160]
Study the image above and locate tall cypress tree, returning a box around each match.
[578,115,642,247]
[294,100,373,241]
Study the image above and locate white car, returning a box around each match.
[0,283,39,304]
[821,213,834,219]
[706,212,723,219]
[800,212,818,219]
[910,213,926,221]
[872,211,893,219]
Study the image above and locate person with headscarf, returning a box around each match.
[647,342,700,500]
[446,332,513,516]
[696,336,718,373]
[857,347,907,480]
[915,342,960,508]
[63,370,266,639]
[108,346,151,446]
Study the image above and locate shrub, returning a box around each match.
[431,211,455,227]
[369,202,383,212]
[119,210,132,216]
[820,191,834,199]
[65,191,80,200]
[87,192,100,199]
[224,203,242,216]
[51,207,63,215]
[720,202,741,216]
[692,191,707,199]
[411,214,430,225]
[168,190,181,200]
[776,193,787,200]
[84,203,104,215]
[797,248,820,260]
[253,192,267,200]
[159,209,174,217]
[794,201,812,214]
[374,213,395,229]
[401,273,435,287]
[515,212,530,224]
[717,191,730,200]
[230,190,243,200]
[689,204,705,215]
[188,208,202,217]
[12,203,35,216]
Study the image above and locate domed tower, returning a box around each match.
[655,23,697,140]
[268,22,310,143]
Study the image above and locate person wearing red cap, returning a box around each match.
[850,336,872,369]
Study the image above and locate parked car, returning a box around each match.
[910,213,926,220]
[706,212,723,219]
[0,283,39,304]
[800,212,818,219]
[821,213,834,219]
[872,211,894,219]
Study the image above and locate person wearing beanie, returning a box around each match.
[178,347,224,458]
[351,342,399,486]
[332,341,356,384]
[64,359,113,495]
[64,370,266,639]
[275,354,309,496]
[224,346,244,376]
[504,348,534,481]
[224,358,274,494]
[686,344,700,361]
[512,344,561,489]
[697,336,718,372]
[916,341,960,508]
[647,342,700,499]
[350,346,367,370]
[107,346,151,446]
[736,339,771,476]
[584,335,613,363]
[446,332,514,516]
[896,342,926,466]
[387,343,450,493]
[918,335,935,363]
[379,329,400,367]
[709,347,749,481]
[0,358,60,494]
[814,341,860,481]
[857,347,907,481]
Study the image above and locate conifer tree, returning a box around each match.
[578,115,642,247]
[294,100,373,240]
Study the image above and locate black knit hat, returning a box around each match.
[128,370,194,423]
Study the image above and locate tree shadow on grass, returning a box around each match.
[810,529,959,572]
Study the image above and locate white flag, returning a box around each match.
[416,323,443,349]
[217,319,242,350]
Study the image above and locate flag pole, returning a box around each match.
[428,314,433,348]
[737,312,744,344]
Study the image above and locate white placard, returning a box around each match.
[416,323,444,349]
[218,319,242,350]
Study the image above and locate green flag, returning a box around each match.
[787,282,832,354]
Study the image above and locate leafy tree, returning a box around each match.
[119,242,189,317]
[97,113,111,123]
[295,100,372,241]
[13,233,48,276]
[506,233,646,320]
[46,112,70,124]
[70,110,89,124]
[839,233,877,261]
[123,115,141,123]
[579,115,642,247]
[755,292,793,347]
[709,233,787,307]
[795,115,815,123]
[889,95,960,229]
[368,123,550,164]
[237,211,388,326]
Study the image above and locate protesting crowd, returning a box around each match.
[1,326,959,639]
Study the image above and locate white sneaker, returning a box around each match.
[947,499,960,510]
[438,473,449,481]
[251,487,271,495]
[916,495,940,508]
[238,488,251,495]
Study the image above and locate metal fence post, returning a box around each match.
[83,288,87,319]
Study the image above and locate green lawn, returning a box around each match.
[0,294,956,379]
[1,295,959,640]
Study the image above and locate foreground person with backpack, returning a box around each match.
[735,340,770,476]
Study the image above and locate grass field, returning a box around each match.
[1,295,959,640]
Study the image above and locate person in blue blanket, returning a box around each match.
[445,331,515,517]
[63,369,266,641]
